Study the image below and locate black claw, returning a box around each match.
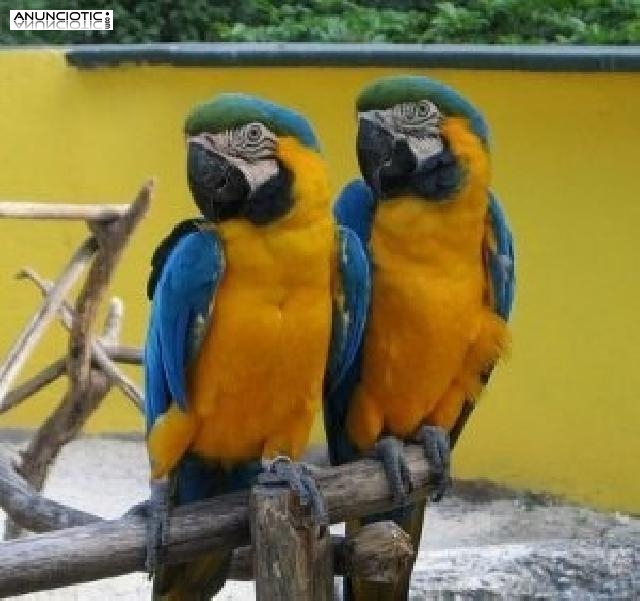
[259,458,328,526]
[414,425,451,502]
[372,436,413,506]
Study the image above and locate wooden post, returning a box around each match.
[250,484,332,601]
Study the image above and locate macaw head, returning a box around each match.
[184,93,321,225]
[356,75,490,201]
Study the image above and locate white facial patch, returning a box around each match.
[359,100,444,167]
[188,122,280,193]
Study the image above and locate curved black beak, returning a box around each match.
[356,118,416,197]
[187,142,250,222]
[357,117,461,201]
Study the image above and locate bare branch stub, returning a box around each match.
[341,521,414,584]
[101,297,124,345]
[103,344,142,364]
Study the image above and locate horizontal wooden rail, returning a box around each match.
[0,446,433,597]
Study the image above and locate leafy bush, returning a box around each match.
[1,0,639,45]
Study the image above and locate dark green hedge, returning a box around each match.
[2,0,639,45]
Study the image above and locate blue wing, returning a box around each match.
[332,179,376,248]
[324,180,375,465]
[144,229,224,433]
[147,218,205,300]
[325,225,371,394]
[486,193,516,321]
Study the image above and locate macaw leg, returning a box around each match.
[146,477,171,575]
[371,436,413,505]
[122,476,172,580]
[258,457,328,526]
[412,424,451,502]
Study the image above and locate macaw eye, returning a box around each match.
[245,123,264,143]
[416,102,430,117]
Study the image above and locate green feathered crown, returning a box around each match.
[357,75,489,145]
[184,93,320,151]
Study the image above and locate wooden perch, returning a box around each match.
[17,267,143,411]
[0,236,98,410]
[0,202,131,222]
[0,450,412,588]
[0,446,432,597]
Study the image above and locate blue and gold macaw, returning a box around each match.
[324,75,515,600]
[143,93,369,600]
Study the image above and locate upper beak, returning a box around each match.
[186,140,250,222]
[357,116,417,197]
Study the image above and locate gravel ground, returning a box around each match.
[1,435,638,600]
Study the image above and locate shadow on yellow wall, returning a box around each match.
[0,50,639,513]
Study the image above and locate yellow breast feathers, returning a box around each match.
[147,138,333,477]
[346,117,509,451]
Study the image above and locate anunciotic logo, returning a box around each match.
[10,10,113,30]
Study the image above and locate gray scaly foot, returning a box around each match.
[259,457,328,526]
[372,435,413,506]
[413,424,451,501]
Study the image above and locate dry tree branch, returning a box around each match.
[69,180,152,397]
[0,203,131,221]
[0,452,100,532]
[17,268,143,411]
[0,237,98,410]
[3,182,153,539]
[0,358,68,415]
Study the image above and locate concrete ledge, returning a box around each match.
[60,43,640,72]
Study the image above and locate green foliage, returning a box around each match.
[1,0,639,45]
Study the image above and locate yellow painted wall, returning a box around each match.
[0,49,638,513]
